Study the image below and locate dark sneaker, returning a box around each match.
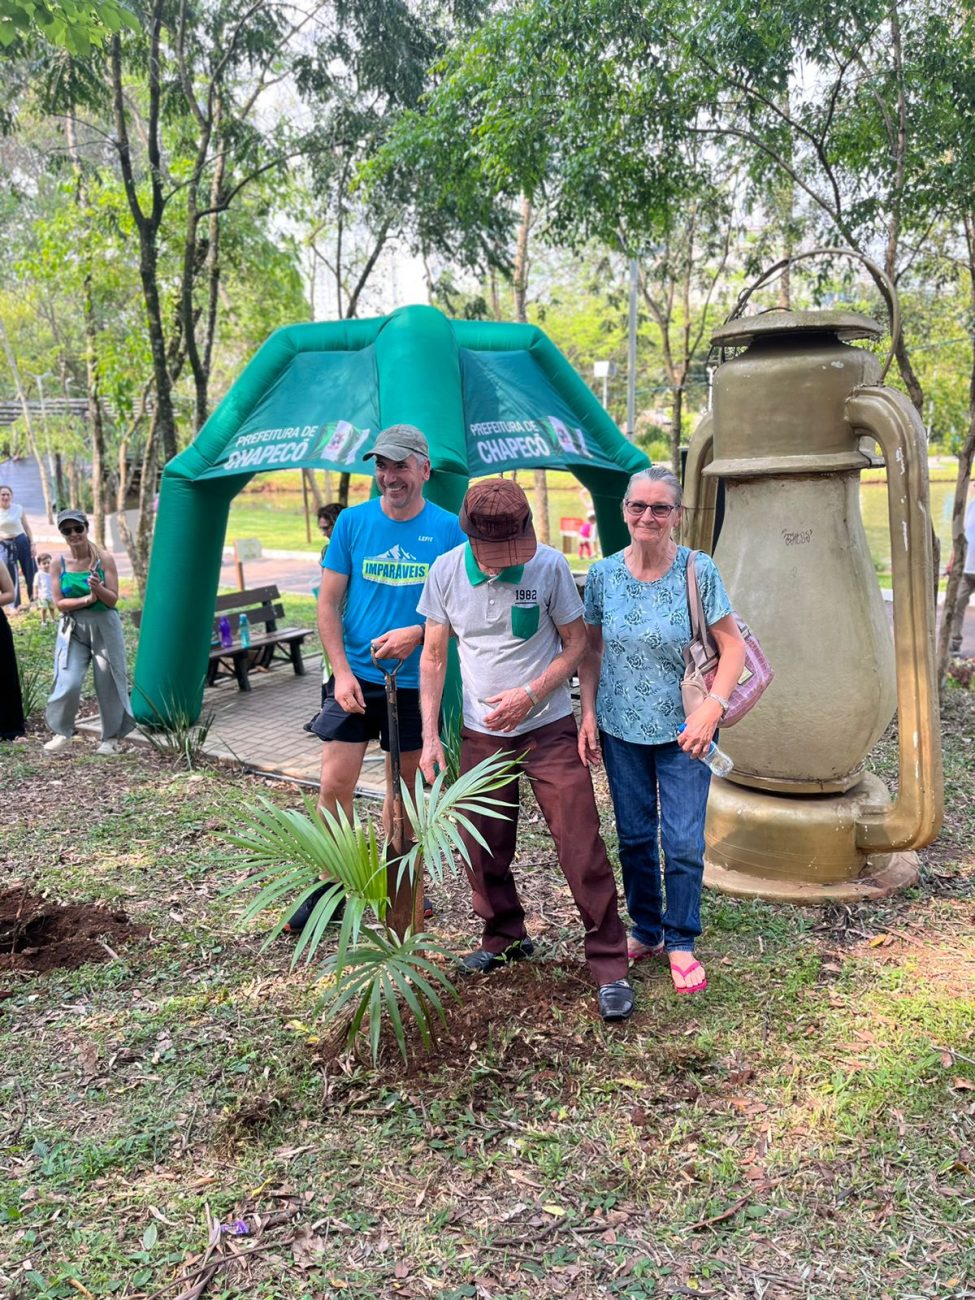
[598,978,635,1021]
[283,885,344,934]
[460,938,535,974]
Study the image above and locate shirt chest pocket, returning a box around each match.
[511,603,540,640]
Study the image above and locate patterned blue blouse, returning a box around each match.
[583,546,733,745]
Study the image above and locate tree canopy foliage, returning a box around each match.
[1,0,973,661]
[0,0,136,56]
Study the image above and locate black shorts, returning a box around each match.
[309,674,423,752]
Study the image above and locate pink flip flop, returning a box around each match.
[669,956,707,995]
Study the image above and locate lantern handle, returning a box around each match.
[846,387,943,855]
[725,247,901,382]
[679,414,717,553]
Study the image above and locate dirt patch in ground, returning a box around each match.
[0,886,147,974]
[369,959,614,1086]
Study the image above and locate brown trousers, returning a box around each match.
[459,714,628,986]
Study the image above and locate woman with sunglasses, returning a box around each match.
[578,467,745,996]
[43,509,134,755]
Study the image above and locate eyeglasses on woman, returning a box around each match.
[623,501,680,519]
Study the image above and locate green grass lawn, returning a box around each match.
[3,614,974,1299]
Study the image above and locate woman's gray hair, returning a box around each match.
[624,466,683,505]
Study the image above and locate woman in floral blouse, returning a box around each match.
[578,468,745,995]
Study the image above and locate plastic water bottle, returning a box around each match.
[678,725,734,777]
[218,615,233,648]
[699,741,734,777]
[238,612,251,648]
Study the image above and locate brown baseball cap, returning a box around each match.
[460,478,537,569]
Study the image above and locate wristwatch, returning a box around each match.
[522,685,540,706]
[707,691,730,716]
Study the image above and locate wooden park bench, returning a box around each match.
[134,585,312,693]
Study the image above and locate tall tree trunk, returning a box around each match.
[198,99,226,429]
[670,385,683,476]
[303,468,323,509]
[53,452,67,510]
[65,111,111,546]
[776,92,794,310]
[937,215,975,684]
[513,197,550,542]
[111,26,177,464]
[82,269,109,547]
[490,268,501,319]
[512,196,531,323]
[116,415,157,596]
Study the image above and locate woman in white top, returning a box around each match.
[0,484,36,610]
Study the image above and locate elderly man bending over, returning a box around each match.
[418,478,634,1022]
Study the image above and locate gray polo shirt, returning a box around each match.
[418,541,585,737]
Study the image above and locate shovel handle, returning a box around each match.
[370,646,406,680]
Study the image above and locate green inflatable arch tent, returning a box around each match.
[132,304,649,726]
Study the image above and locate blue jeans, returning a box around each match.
[601,732,711,953]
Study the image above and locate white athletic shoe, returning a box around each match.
[43,734,72,753]
[95,739,120,756]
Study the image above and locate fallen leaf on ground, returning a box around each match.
[292,1227,326,1269]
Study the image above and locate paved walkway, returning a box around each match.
[78,652,389,799]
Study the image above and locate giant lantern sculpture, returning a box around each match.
[682,253,943,902]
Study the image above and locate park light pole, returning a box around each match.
[593,359,616,410]
[29,370,55,518]
[627,258,638,438]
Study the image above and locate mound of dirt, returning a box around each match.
[368,959,608,1084]
[0,887,146,974]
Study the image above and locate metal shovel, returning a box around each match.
[371,647,423,940]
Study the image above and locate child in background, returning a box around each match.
[32,553,54,621]
[578,512,597,560]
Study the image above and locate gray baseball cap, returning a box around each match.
[56,508,89,530]
[363,424,429,462]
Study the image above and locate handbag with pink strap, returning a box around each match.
[680,551,773,727]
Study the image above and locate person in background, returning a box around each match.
[43,508,135,756]
[0,559,26,740]
[0,484,36,611]
[317,502,344,556]
[579,467,745,996]
[304,502,347,732]
[948,479,975,657]
[418,478,635,1023]
[578,512,597,560]
[32,553,55,623]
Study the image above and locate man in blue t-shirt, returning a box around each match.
[306,423,464,863]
